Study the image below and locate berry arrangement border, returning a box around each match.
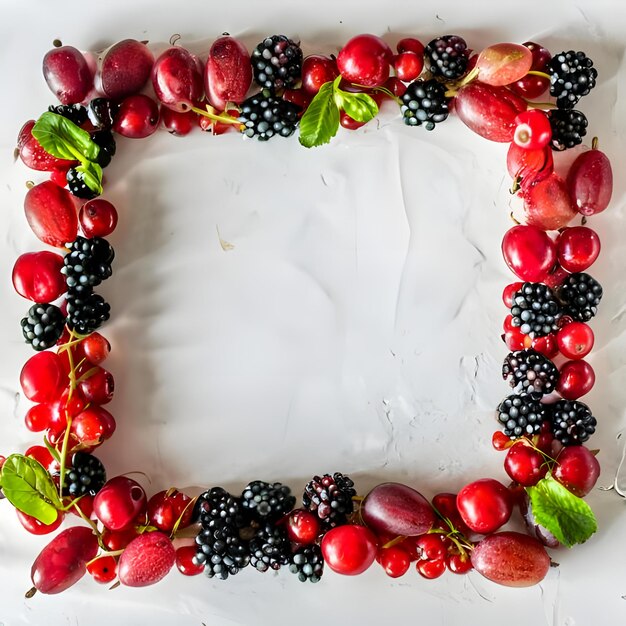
[1,32,613,593]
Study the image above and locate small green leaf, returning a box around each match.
[527,475,598,547]
[32,111,100,163]
[76,161,103,195]
[0,454,62,524]
[333,88,379,124]
[299,80,340,148]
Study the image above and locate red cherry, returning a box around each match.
[12,251,66,303]
[321,524,378,575]
[396,38,425,56]
[393,51,423,82]
[557,360,595,400]
[502,282,524,308]
[378,546,411,578]
[527,333,558,359]
[113,94,160,139]
[16,509,64,535]
[79,199,119,237]
[416,557,446,579]
[286,508,321,545]
[492,431,515,451]
[87,555,118,583]
[446,552,473,574]
[557,322,594,359]
[71,406,116,445]
[501,225,556,282]
[161,107,195,136]
[336,34,393,87]
[24,444,57,471]
[147,489,193,533]
[93,476,147,531]
[81,332,111,365]
[20,351,65,402]
[415,534,446,561]
[176,545,204,576]
[431,492,472,536]
[509,42,551,99]
[68,494,95,519]
[25,402,54,432]
[544,266,570,290]
[504,442,547,487]
[513,110,551,150]
[503,327,526,350]
[78,367,115,405]
[553,446,601,497]
[456,478,513,534]
[556,226,601,273]
[101,527,138,551]
[301,54,340,96]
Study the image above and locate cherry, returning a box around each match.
[71,405,116,446]
[20,351,64,403]
[502,282,524,308]
[147,489,193,533]
[68,494,94,519]
[12,251,66,303]
[431,492,472,537]
[24,444,57,471]
[321,524,378,575]
[78,366,114,405]
[492,430,515,451]
[501,225,556,282]
[527,333,559,359]
[17,509,64,535]
[513,110,551,150]
[301,54,340,96]
[336,34,393,87]
[81,332,111,365]
[87,555,117,583]
[456,478,513,534]
[93,476,147,531]
[509,42,552,99]
[396,38,424,56]
[393,51,423,82]
[79,199,118,237]
[416,557,446,579]
[161,107,195,136]
[557,360,595,400]
[25,402,54,432]
[286,508,321,545]
[503,442,547,486]
[446,553,473,574]
[556,226,601,273]
[503,327,526,351]
[415,534,446,561]
[176,545,204,576]
[557,322,594,359]
[553,445,601,497]
[378,546,411,578]
[101,527,138,551]
[113,94,160,139]
[383,76,407,97]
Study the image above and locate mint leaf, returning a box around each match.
[0,454,62,524]
[32,111,100,163]
[527,475,597,547]
[299,80,340,148]
[76,161,103,195]
[333,88,379,124]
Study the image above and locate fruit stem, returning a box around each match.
[446,66,480,97]
[25,586,37,599]
[190,106,243,129]
[527,101,555,111]
[381,535,407,549]
[527,70,551,80]
[592,136,599,150]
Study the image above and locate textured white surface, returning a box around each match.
[0,1,625,624]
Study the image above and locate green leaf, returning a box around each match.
[527,475,598,547]
[32,111,100,162]
[333,88,379,124]
[299,80,340,148]
[76,161,103,195]
[0,454,62,524]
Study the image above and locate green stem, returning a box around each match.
[190,106,242,127]
[527,70,551,80]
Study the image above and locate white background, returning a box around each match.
[0,0,625,624]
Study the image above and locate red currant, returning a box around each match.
[81,332,111,365]
[557,322,594,359]
[87,555,118,583]
[286,508,321,545]
[446,552,473,574]
[24,402,54,432]
[557,360,595,400]
[378,546,411,578]
[416,557,446,579]
[415,534,446,561]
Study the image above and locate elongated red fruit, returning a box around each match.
[100,39,154,99]
[521,172,577,230]
[566,148,613,216]
[18,121,76,172]
[12,251,66,302]
[118,531,176,587]
[152,47,204,112]
[24,181,78,247]
[43,46,93,104]
[205,36,252,110]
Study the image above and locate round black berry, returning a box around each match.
[62,236,115,294]
[302,472,356,528]
[48,103,88,126]
[401,79,450,130]
[66,167,98,200]
[510,283,562,337]
[64,452,106,496]
[502,349,559,398]
[497,393,551,439]
[547,50,597,109]
[66,290,110,335]
[241,480,296,522]
[289,544,324,583]
[558,272,602,322]
[252,35,303,91]
[424,35,468,79]
[548,108,588,151]
[239,91,300,141]
[550,399,597,446]
[21,303,65,351]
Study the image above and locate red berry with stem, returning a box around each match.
[101,527,138,551]
[147,489,193,533]
[557,322,594,359]
[113,94,160,139]
[336,34,393,87]
[12,251,66,303]
[78,366,114,405]
[416,534,447,561]
[93,476,147,531]
[431,492,472,536]
[393,51,423,82]
[79,199,118,237]
[553,445,601,497]
[68,494,94,519]
[457,478,513,534]
[378,546,411,578]
[383,76,407,97]
[556,226,601,273]
[447,552,473,574]
[416,557,446,579]
[513,110,551,150]
[81,332,111,365]
[557,360,595,400]
[504,442,547,486]
[176,545,204,576]
[321,524,378,575]
[17,509,64,535]
[71,405,116,446]
[43,45,93,104]
[301,54,340,96]
[161,107,195,136]
[501,225,556,282]
[286,508,321,545]
[20,351,64,402]
[87,555,118,583]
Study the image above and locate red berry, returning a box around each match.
[502,225,556,282]
[509,42,551,99]
[79,199,119,237]
[378,546,411,578]
[527,333,558,359]
[25,403,54,432]
[102,527,138,551]
[557,360,595,400]
[71,406,116,445]
[446,552,473,574]
[161,107,195,136]
[286,508,321,545]
[20,351,65,402]
[78,367,115,405]
[336,34,393,87]
[24,444,57,471]
[176,545,204,576]
[93,476,147,531]
[87,555,118,583]
[492,431,515,451]
[396,38,424,56]
[17,120,76,172]
[513,110,551,150]
[556,226,601,273]
[557,322,594,359]
[504,442,547,486]
[416,534,446,561]
[81,332,111,365]
[393,51,423,82]
[416,557,446,579]
[503,327,526,350]
[301,55,340,96]
[456,478,513,534]
[147,489,193,533]
[502,282,524,308]
[321,524,378,575]
[17,509,64,535]
[13,251,66,303]
[553,445,601,497]
[113,94,160,139]
[118,531,176,587]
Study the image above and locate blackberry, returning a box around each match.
[195,487,249,529]
[62,236,115,293]
[289,545,324,583]
[249,522,291,572]
[66,290,110,335]
[558,272,602,322]
[550,399,597,446]
[303,472,356,528]
[400,79,449,130]
[194,518,250,580]
[251,35,303,91]
[510,283,561,337]
[66,167,98,200]
[87,98,120,129]
[64,452,106,497]
[21,303,65,351]
[502,349,559,398]
[239,91,300,141]
[548,108,588,151]
[424,35,469,80]
[496,393,551,439]
[91,129,116,168]
[241,480,296,522]
[546,50,597,109]
[48,103,88,126]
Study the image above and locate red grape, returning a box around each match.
[100,39,154,99]
[152,46,204,112]
[521,172,577,231]
[475,43,533,87]
[18,120,76,172]
[567,147,613,216]
[118,532,176,587]
[43,45,93,104]
[205,36,252,110]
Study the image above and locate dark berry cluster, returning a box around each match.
[424,35,469,79]
[401,79,450,130]
[239,91,300,141]
[251,35,303,92]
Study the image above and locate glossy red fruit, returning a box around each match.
[476,43,533,87]
[396,38,424,55]
[504,443,547,486]
[161,108,195,136]
[12,251,65,303]
[24,445,57,471]
[502,225,556,282]
[321,524,378,575]
[447,553,473,574]
[553,445,601,497]
[557,360,595,400]
[513,110,551,150]
[78,367,114,405]
[93,476,147,530]
[393,51,423,82]
[502,282,524,308]
[522,172,577,231]
[301,55,340,96]
[527,333,559,359]
[20,351,64,402]
[509,42,551,99]
[113,94,160,139]
[24,181,78,248]
[383,76,407,97]
[71,406,116,445]
[503,327,527,350]
[286,508,321,545]
[557,322,594,359]
[118,531,176,587]
[81,332,111,365]
[101,527,138,551]
[457,478,513,534]
[416,557,446,579]
[361,482,435,537]
[336,34,393,87]
[17,509,64,535]
[544,266,569,290]
[147,489,193,533]
[68,494,94,519]
[455,82,527,142]
[87,555,117,583]
[556,226,601,273]
[492,431,515,451]
[431,492,472,536]
[378,546,411,578]
[176,545,204,576]
[416,534,446,561]
[507,142,553,187]
[100,39,154,99]
[471,531,550,587]
[30,526,99,594]
[205,36,252,110]
[152,47,203,112]
[43,46,93,104]
[18,120,76,172]
[566,148,613,216]
[24,403,54,432]
[79,199,118,237]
